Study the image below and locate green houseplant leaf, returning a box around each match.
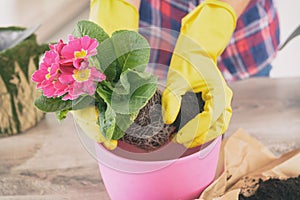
[96,30,150,82]
[98,102,116,140]
[112,113,137,140]
[96,69,156,140]
[34,95,94,112]
[111,30,150,73]
[97,39,119,82]
[72,20,109,44]
[111,69,157,114]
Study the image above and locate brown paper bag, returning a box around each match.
[198,129,300,200]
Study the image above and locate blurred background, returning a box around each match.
[0,0,299,78]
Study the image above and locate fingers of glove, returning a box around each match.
[162,87,182,124]
[180,88,232,148]
[162,66,194,124]
[71,107,117,149]
[174,99,213,145]
[175,111,212,147]
[75,117,118,150]
[103,140,118,150]
[174,86,232,148]
[186,108,231,148]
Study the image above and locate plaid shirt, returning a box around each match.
[138,0,280,82]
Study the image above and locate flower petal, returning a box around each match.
[59,74,74,84]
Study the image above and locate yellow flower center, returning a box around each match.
[45,73,51,80]
[74,49,87,59]
[45,67,51,79]
[73,69,91,82]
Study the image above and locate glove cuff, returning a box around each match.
[181,0,237,62]
[203,0,237,21]
[89,0,139,36]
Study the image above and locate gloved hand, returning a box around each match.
[71,106,117,150]
[162,0,237,148]
[81,0,139,149]
[89,0,139,36]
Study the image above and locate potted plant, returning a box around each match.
[0,26,47,136]
[32,20,222,200]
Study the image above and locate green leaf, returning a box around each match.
[72,20,109,44]
[97,102,116,140]
[96,39,118,81]
[72,95,95,110]
[96,30,150,82]
[34,95,72,112]
[111,69,157,114]
[56,110,69,121]
[112,113,137,140]
[96,81,141,140]
[96,81,113,104]
[111,126,125,140]
[34,95,95,113]
[112,30,150,73]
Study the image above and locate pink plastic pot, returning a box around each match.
[94,136,221,200]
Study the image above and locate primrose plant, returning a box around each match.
[32,20,157,149]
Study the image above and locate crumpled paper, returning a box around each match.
[198,129,300,200]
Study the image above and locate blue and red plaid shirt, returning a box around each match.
[138,0,280,82]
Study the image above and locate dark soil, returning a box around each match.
[121,90,205,151]
[239,175,300,200]
[121,90,176,151]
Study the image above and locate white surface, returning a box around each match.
[0,0,299,78]
[271,0,300,78]
[0,0,89,43]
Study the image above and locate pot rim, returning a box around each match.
[94,136,221,173]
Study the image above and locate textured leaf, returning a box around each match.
[96,71,156,139]
[111,69,157,114]
[34,96,72,112]
[97,102,116,140]
[96,81,113,104]
[112,112,137,140]
[112,30,150,73]
[96,30,150,82]
[72,95,95,110]
[34,95,94,113]
[96,39,118,81]
[111,126,125,140]
[72,20,109,44]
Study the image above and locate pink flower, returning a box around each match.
[50,39,66,56]
[32,51,60,97]
[60,35,98,68]
[32,35,105,100]
[59,60,106,100]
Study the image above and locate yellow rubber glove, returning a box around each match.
[162,0,236,148]
[71,106,117,150]
[89,0,139,36]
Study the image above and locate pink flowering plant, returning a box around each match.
[32,35,105,101]
[32,20,157,142]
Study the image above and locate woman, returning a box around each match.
[89,0,280,147]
